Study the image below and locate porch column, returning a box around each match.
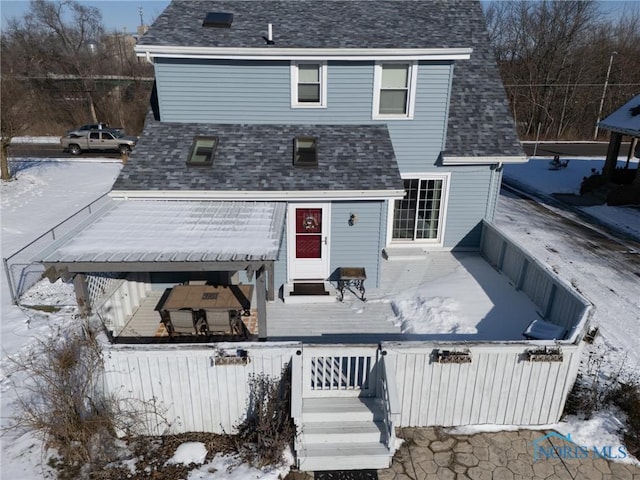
[266,261,275,302]
[256,266,267,341]
[73,273,91,318]
[602,132,622,180]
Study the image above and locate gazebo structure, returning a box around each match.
[598,93,640,180]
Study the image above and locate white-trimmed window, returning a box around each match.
[390,175,449,243]
[373,62,417,119]
[291,61,327,108]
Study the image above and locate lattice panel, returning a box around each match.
[87,272,124,308]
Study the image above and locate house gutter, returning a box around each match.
[108,189,406,201]
[441,155,528,165]
[134,46,472,62]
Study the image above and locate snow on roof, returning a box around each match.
[598,94,640,137]
[36,200,286,264]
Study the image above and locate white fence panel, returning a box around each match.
[383,341,583,427]
[101,342,298,435]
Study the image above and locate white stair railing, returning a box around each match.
[378,352,401,454]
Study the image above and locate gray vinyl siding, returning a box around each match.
[155,59,452,172]
[329,201,385,288]
[443,167,493,249]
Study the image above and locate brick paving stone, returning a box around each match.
[552,463,575,479]
[511,438,529,454]
[578,463,604,480]
[452,462,468,474]
[436,466,456,479]
[592,459,612,474]
[608,461,635,479]
[417,460,438,474]
[491,433,516,449]
[455,452,480,467]
[472,446,489,461]
[477,460,496,471]
[489,444,509,467]
[493,466,515,480]
[467,466,493,480]
[434,451,453,467]
[410,446,434,462]
[376,469,396,480]
[506,447,519,461]
[507,458,535,477]
[468,435,491,448]
[407,428,439,447]
[431,438,456,452]
[532,460,555,478]
[453,440,474,453]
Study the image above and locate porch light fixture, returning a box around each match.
[187,136,218,166]
[293,136,318,167]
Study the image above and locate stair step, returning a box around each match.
[302,397,383,422]
[297,441,391,471]
[301,420,386,443]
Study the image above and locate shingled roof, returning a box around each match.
[139,0,481,49]
[137,0,523,161]
[112,120,403,193]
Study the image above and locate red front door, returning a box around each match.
[288,204,330,281]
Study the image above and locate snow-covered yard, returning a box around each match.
[1,155,639,477]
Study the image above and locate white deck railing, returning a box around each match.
[301,345,378,397]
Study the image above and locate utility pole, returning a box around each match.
[594,52,617,140]
[138,6,144,27]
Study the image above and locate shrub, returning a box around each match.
[233,367,296,468]
[606,380,640,459]
[4,321,167,479]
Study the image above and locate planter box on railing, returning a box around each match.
[210,348,251,366]
[433,349,472,364]
[525,346,563,362]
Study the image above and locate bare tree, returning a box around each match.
[485,1,640,140]
[0,77,29,181]
[2,0,154,136]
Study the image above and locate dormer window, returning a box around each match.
[293,136,318,167]
[291,62,327,108]
[187,136,218,166]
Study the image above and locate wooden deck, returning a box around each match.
[117,252,541,342]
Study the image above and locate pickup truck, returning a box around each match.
[60,129,138,155]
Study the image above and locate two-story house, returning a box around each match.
[28,0,592,471]
[114,0,526,301]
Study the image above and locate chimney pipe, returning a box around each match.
[268,23,273,42]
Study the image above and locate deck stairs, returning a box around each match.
[296,396,392,471]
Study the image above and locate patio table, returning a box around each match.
[337,267,366,302]
[162,284,253,316]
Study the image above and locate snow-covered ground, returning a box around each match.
[1,155,639,477]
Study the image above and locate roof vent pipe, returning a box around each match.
[264,23,275,45]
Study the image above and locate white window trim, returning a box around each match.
[290,61,327,108]
[385,172,450,247]
[372,61,418,120]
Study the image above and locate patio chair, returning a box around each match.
[205,310,233,335]
[167,308,196,336]
[523,319,566,340]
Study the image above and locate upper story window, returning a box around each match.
[187,136,218,166]
[291,61,327,108]
[373,62,417,119]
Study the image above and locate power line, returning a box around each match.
[505,83,640,87]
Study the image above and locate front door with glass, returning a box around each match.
[288,204,330,280]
